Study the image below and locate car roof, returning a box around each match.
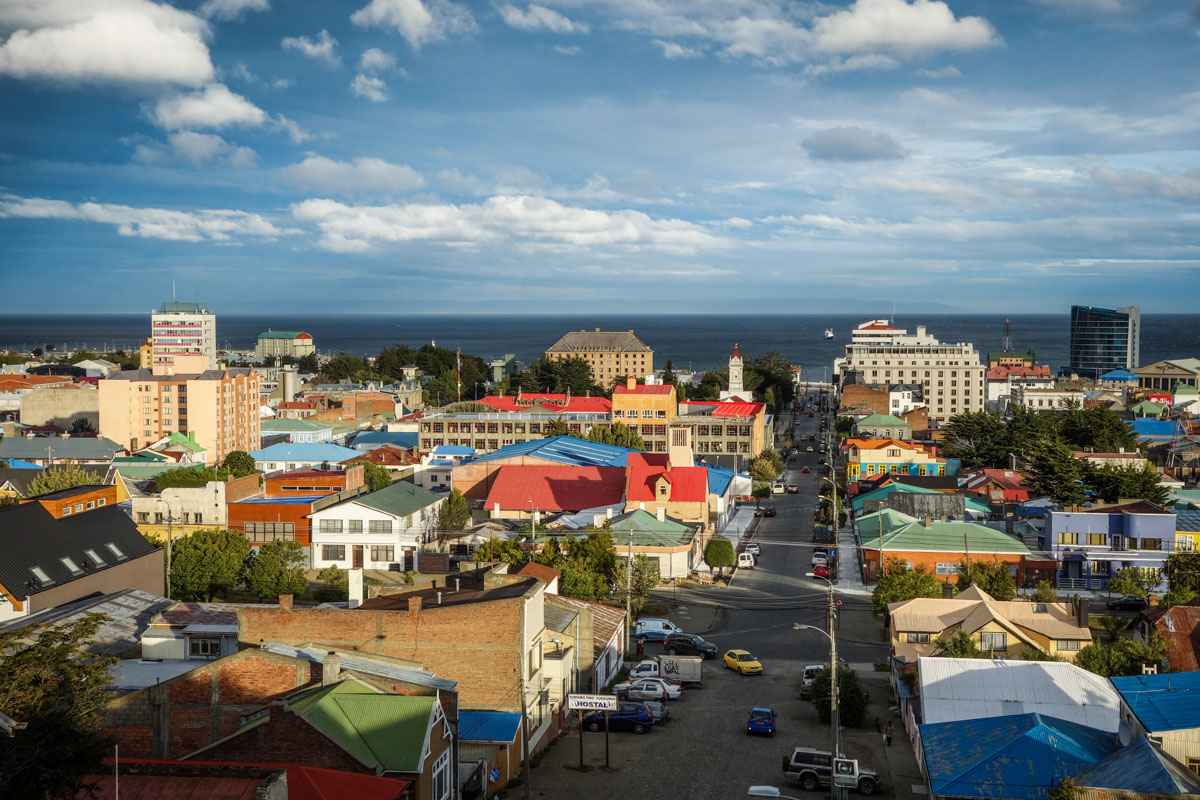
[726,648,749,655]
[751,707,774,714]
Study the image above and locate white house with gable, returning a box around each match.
[309,481,445,572]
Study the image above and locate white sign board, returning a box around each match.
[567,693,618,711]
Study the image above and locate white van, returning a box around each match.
[772,481,786,494]
[738,552,756,569]
[634,618,682,643]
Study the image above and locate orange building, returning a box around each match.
[611,377,677,454]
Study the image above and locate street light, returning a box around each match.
[154,498,177,600]
[796,573,840,800]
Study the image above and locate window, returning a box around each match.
[348,519,363,534]
[189,637,221,658]
[243,522,295,542]
[320,519,343,533]
[322,544,346,561]
[136,512,149,523]
[1058,532,1079,545]
[83,549,106,568]
[62,505,72,516]
[60,556,84,577]
[86,501,94,509]
[370,545,395,562]
[1087,534,1106,546]
[1141,538,1163,551]
[906,633,930,644]
[981,632,1007,652]
[1056,640,1081,651]
[1032,604,1048,613]
[105,542,127,561]
[369,520,393,534]
[432,748,451,800]
[935,563,958,575]
[1188,759,1200,777]
[29,565,54,586]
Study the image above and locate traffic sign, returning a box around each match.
[568,693,618,711]
[836,599,843,607]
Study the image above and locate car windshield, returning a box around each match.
[739,653,756,661]
[751,710,771,720]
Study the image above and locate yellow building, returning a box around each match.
[845,438,946,481]
[139,338,153,369]
[672,400,768,459]
[1176,511,1200,552]
[611,377,677,453]
[545,329,653,389]
[888,585,1092,662]
[99,354,261,465]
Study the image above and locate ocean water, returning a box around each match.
[2,313,1197,376]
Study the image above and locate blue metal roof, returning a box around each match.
[248,442,362,462]
[459,710,522,743]
[1,458,41,469]
[705,464,736,496]
[1100,369,1139,381]
[1131,419,1185,440]
[920,713,1120,800]
[1075,736,1200,794]
[470,436,635,467]
[1110,672,1200,732]
[351,431,418,449]
[432,445,475,456]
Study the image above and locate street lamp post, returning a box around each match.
[154,498,176,599]
[797,572,840,800]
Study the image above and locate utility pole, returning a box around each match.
[520,673,533,800]
[625,534,634,650]
[828,578,841,800]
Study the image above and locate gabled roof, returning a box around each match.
[515,561,560,588]
[248,442,361,462]
[1075,735,1200,795]
[624,453,707,504]
[1100,369,1140,381]
[866,519,1032,555]
[0,437,123,460]
[0,588,172,657]
[920,712,1120,800]
[607,509,697,547]
[1110,672,1200,732]
[350,431,419,449]
[851,483,990,514]
[484,465,626,512]
[261,419,333,433]
[888,590,1090,643]
[845,437,928,453]
[344,481,443,518]
[963,468,1029,492]
[459,711,522,743]
[344,446,420,468]
[547,594,627,658]
[857,413,907,427]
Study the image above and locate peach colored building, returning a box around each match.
[99,355,260,464]
[611,377,677,454]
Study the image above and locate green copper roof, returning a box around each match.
[1131,400,1165,414]
[1174,383,1199,395]
[870,520,1032,554]
[258,331,308,339]
[287,680,436,774]
[159,431,205,452]
[354,481,443,518]
[854,508,918,536]
[606,509,696,547]
[857,413,907,427]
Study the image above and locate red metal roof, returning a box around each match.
[484,465,626,511]
[679,400,764,417]
[613,384,674,395]
[93,760,409,800]
[858,322,901,330]
[624,453,708,503]
[516,561,561,587]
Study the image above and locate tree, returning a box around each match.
[933,630,985,658]
[1161,586,1198,610]
[617,554,661,612]
[25,462,96,496]
[0,614,116,798]
[586,422,645,450]
[940,412,1010,469]
[1107,567,1158,598]
[1074,635,1166,678]
[1005,405,1063,460]
[314,565,349,602]
[221,450,257,477]
[475,536,531,567]
[68,416,96,433]
[244,539,310,601]
[361,461,393,491]
[545,417,569,436]
[695,369,726,401]
[872,560,944,613]
[752,482,772,507]
[31,347,42,358]
[1061,406,1139,454]
[154,465,218,490]
[437,489,470,531]
[957,561,1017,600]
[810,665,870,727]
[1095,614,1129,642]
[1026,441,1088,505]
[567,532,619,583]
[297,353,320,373]
[170,529,251,601]
[835,416,854,436]
[815,493,846,527]
[559,563,607,601]
[704,538,736,575]
[1164,552,1200,595]
[1032,580,1058,603]
[1088,463,1168,506]
[1049,779,1077,800]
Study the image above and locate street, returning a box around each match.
[530,396,922,800]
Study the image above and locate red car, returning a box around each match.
[812,564,830,579]
[763,507,777,517]
[801,466,811,473]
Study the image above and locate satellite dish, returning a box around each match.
[1118,720,1132,746]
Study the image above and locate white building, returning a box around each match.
[835,320,985,422]
[416,445,475,492]
[151,301,217,371]
[309,481,445,571]
[887,384,924,416]
[1009,384,1087,410]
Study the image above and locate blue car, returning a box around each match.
[583,702,655,734]
[747,707,776,736]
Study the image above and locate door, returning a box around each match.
[352,545,364,569]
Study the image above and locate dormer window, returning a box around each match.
[84,549,106,568]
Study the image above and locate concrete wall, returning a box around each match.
[884,492,968,521]
[20,385,99,428]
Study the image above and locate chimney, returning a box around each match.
[493,502,500,518]
[607,507,613,519]
[409,596,422,617]
[454,578,461,593]
[437,591,443,605]
[279,594,293,612]
[942,580,954,599]
[322,652,341,686]
[924,516,932,529]
[1076,595,1089,628]
[626,376,636,392]
[656,507,665,522]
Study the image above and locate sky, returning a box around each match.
[1,0,1199,314]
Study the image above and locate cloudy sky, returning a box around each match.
[2,0,1198,313]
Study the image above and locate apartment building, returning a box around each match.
[254,330,315,360]
[835,319,985,422]
[98,358,261,464]
[418,410,609,453]
[545,329,653,389]
[1009,383,1087,411]
[672,400,768,458]
[151,301,217,371]
[611,377,677,453]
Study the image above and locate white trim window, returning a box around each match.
[432,748,451,800]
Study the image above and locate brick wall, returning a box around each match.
[453,455,557,500]
[839,385,889,415]
[194,704,370,773]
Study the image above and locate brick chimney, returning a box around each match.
[279,594,293,612]
[322,651,341,686]
[924,516,932,529]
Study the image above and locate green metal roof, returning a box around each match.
[113,462,205,479]
[1174,383,1199,395]
[857,413,907,427]
[155,431,205,453]
[287,680,436,774]
[853,508,918,536]
[871,520,1032,554]
[606,509,696,547]
[261,418,332,432]
[1131,400,1165,414]
[354,481,443,518]
[258,331,308,339]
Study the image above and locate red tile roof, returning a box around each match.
[613,384,674,395]
[484,465,626,511]
[278,401,318,410]
[859,322,901,330]
[624,453,708,503]
[963,468,1029,492]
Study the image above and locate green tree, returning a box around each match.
[1164,552,1200,595]
[244,539,310,601]
[545,417,570,436]
[933,630,986,658]
[872,560,944,613]
[170,529,251,601]
[1026,441,1088,505]
[567,531,619,583]
[68,416,96,433]
[751,482,772,507]
[320,352,377,383]
[810,665,869,726]
[1074,635,1166,678]
[475,536,531,567]
[154,465,218,490]
[361,461,393,491]
[559,563,607,601]
[957,561,1017,600]
[1161,586,1197,610]
[1049,779,1077,800]
[617,554,661,612]
[1088,463,1169,506]
[25,462,96,496]
[437,489,471,531]
[1020,648,1063,662]
[1061,406,1139,454]
[749,455,780,483]
[586,422,645,450]
[815,492,846,527]
[0,614,116,798]
[940,412,1010,468]
[835,416,854,436]
[1107,567,1158,598]
[705,537,736,575]
[314,565,349,602]
[1032,580,1058,603]
[1005,406,1063,460]
[695,369,726,401]
[1095,614,1129,642]
[297,352,320,373]
[221,450,257,477]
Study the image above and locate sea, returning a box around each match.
[2,313,1198,378]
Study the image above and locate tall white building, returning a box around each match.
[151,301,216,371]
[835,319,985,422]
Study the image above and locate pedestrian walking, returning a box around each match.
[884,720,894,747]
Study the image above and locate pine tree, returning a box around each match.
[26,463,96,497]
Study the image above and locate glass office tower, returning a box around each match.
[1068,305,1140,379]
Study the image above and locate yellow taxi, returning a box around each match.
[723,649,763,675]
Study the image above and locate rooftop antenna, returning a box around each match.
[1003,318,1012,352]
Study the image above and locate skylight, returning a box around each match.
[83,548,106,568]
[105,542,127,561]
[28,566,54,586]
[60,556,84,577]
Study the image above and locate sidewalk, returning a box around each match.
[836,522,871,597]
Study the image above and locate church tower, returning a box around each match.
[728,343,744,395]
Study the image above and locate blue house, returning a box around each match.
[1044,500,1177,591]
[1111,672,1200,772]
[1075,736,1200,796]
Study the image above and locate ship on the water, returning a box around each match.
[823,328,834,340]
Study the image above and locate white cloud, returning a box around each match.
[350,73,388,101]
[498,4,589,34]
[0,1,213,87]
[168,131,228,165]
[651,39,702,59]
[1089,163,1200,201]
[917,64,961,79]
[151,83,267,130]
[810,0,1000,58]
[350,0,477,49]
[274,114,312,143]
[803,53,898,75]
[291,195,725,254]
[553,44,581,55]
[280,155,425,192]
[281,29,340,65]
[143,131,260,167]
[0,194,296,242]
[198,0,269,21]
[802,127,904,161]
[359,47,396,71]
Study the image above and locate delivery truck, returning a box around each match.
[627,654,703,685]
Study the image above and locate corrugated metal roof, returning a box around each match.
[1110,673,1200,732]
[484,465,626,512]
[543,604,577,633]
[624,453,707,503]
[1076,735,1200,794]
[459,711,522,743]
[918,658,1122,732]
[248,442,361,462]
[349,481,443,518]
[0,588,172,657]
[262,643,458,691]
[920,712,1120,800]
[866,520,1032,555]
[0,437,123,460]
[470,436,635,468]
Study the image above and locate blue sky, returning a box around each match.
[1,0,1198,313]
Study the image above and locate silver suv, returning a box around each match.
[782,747,879,795]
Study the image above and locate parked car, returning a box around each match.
[723,649,764,675]
[746,707,776,736]
[786,484,800,493]
[762,506,777,517]
[801,466,811,473]
[812,564,830,579]
[634,618,682,643]
[665,632,718,658]
[812,552,828,566]
[744,543,761,556]
[1106,595,1148,612]
[783,746,879,795]
[614,677,683,702]
[583,702,655,734]
[738,552,758,569]
[643,700,669,723]
[806,446,814,452]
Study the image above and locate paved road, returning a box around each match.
[530,396,923,800]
